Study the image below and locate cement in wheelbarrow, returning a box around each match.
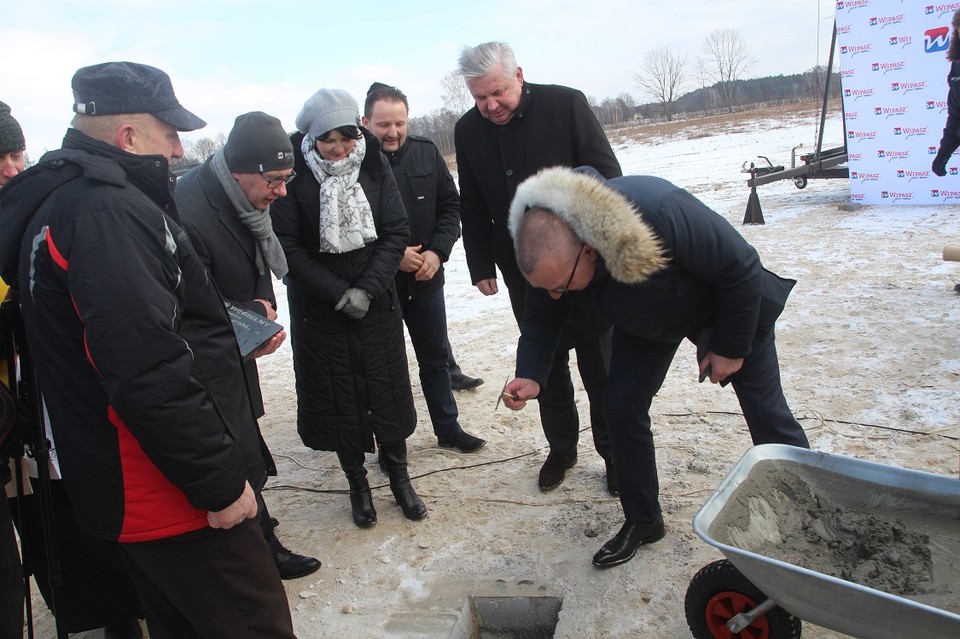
[693,444,960,639]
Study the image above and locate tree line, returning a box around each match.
[174,28,837,166]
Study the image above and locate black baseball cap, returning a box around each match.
[71,61,206,132]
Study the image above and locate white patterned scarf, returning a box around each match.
[301,133,378,254]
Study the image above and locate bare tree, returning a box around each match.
[701,29,755,113]
[440,72,472,116]
[184,132,227,164]
[634,47,688,122]
[614,93,636,122]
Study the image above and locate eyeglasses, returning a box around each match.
[551,243,585,296]
[260,170,296,190]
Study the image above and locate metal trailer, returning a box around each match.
[743,20,849,224]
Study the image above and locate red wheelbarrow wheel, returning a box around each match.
[685,559,801,639]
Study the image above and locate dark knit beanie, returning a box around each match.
[223,111,294,173]
[0,101,25,156]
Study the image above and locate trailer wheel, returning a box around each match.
[685,559,801,639]
[793,176,808,189]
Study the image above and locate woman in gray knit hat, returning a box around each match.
[0,100,26,187]
[271,89,426,528]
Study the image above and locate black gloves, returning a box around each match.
[335,288,372,320]
[932,149,952,177]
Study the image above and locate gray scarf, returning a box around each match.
[211,149,288,279]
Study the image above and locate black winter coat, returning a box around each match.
[0,129,265,542]
[271,129,416,454]
[935,60,960,159]
[596,176,794,356]
[454,81,622,289]
[384,135,461,302]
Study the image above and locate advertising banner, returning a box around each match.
[837,0,959,204]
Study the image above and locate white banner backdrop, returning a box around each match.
[837,0,959,204]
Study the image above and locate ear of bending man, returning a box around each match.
[0,62,295,638]
[454,41,623,495]
[505,166,810,568]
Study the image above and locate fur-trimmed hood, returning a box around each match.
[508,167,667,284]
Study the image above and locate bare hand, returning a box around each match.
[399,245,424,273]
[254,299,278,321]
[476,278,498,296]
[207,481,258,529]
[502,377,540,410]
[699,352,743,384]
[415,250,441,281]
[251,329,286,359]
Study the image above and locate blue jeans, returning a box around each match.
[399,288,461,440]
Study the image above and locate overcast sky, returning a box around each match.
[2,0,839,155]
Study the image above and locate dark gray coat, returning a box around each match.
[175,158,275,418]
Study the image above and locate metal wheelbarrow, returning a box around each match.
[686,444,960,639]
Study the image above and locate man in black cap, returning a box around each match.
[175,111,320,580]
[0,62,295,638]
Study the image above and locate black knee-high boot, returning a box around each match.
[379,440,427,520]
[337,450,377,528]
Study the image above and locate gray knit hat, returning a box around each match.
[223,111,294,173]
[0,101,25,156]
[295,89,359,139]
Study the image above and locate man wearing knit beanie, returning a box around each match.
[0,101,26,187]
[175,112,321,581]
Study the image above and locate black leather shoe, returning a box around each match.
[538,449,578,491]
[450,372,484,391]
[604,459,619,496]
[274,549,322,580]
[104,620,143,639]
[438,430,486,453]
[592,517,665,568]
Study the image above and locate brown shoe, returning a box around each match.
[538,449,577,491]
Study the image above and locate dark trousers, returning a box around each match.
[0,484,23,639]
[605,330,809,523]
[9,479,143,632]
[503,270,612,461]
[119,517,294,639]
[399,288,461,440]
[537,331,612,459]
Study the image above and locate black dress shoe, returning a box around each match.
[438,430,486,453]
[592,517,665,568]
[538,449,578,491]
[450,372,484,391]
[604,459,619,496]
[104,619,143,639]
[274,549,322,580]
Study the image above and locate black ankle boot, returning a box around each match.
[379,440,427,520]
[347,475,377,528]
[338,451,377,528]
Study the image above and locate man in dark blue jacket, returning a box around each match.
[504,167,810,568]
[362,83,485,453]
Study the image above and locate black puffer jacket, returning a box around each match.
[0,129,265,542]
[271,129,416,454]
[384,135,461,302]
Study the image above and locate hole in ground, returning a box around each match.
[469,595,563,638]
